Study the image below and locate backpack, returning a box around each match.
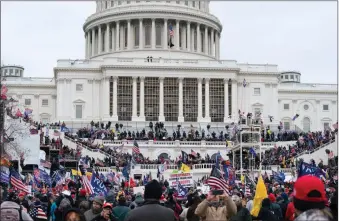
[1,201,24,221]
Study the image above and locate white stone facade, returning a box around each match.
[2,1,337,132]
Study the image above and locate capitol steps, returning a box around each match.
[296,134,337,165]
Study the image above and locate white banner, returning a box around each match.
[166,172,194,188]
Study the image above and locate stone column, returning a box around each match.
[224,78,229,122]
[127,19,132,50]
[139,19,143,49]
[105,24,110,52]
[178,77,184,122]
[159,77,165,122]
[85,33,88,58]
[112,76,118,121]
[139,77,145,120]
[98,25,102,54]
[91,29,95,56]
[204,27,208,54]
[231,79,238,121]
[187,22,191,51]
[197,78,203,121]
[132,76,138,120]
[204,78,211,121]
[197,24,201,53]
[163,19,168,49]
[151,19,156,49]
[116,21,120,51]
[176,20,180,50]
[211,29,214,56]
[215,32,220,59]
[103,77,110,118]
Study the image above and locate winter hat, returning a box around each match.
[293,175,326,212]
[93,196,104,206]
[144,180,162,200]
[268,193,276,203]
[79,189,87,197]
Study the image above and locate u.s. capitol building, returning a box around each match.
[3,1,337,132]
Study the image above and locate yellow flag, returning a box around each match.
[241,175,245,184]
[71,169,82,176]
[180,163,191,173]
[250,174,268,217]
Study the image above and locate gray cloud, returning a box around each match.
[1,1,336,84]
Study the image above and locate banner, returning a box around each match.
[166,172,193,188]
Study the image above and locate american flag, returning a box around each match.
[245,185,251,196]
[207,166,230,195]
[169,24,174,36]
[132,140,140,154]
[191,149,197,158]
[81,175,94,195]
[29,206,47,220]
[10,169,29,193]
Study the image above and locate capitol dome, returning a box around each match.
[83,0,222,60]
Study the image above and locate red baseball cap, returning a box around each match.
[103,202,112,209]
[293,175,326,203]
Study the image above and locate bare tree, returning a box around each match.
[4,117,31,163]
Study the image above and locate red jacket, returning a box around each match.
[285,201,295,221]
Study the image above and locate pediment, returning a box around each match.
[73,99,85,104]
[252,102,263,107]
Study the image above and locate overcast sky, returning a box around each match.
[1,1,337,84]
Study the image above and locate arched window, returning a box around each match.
[303,117,310,132]
[145,25,151,47]
[134,25,139,47]
[156,25,162,46]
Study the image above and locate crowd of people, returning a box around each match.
[1,172,338,221]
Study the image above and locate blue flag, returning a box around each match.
[176,178,188,198]
[91,173,108,196]
[298,162,325,178]
[272,170,285,184]
[249,148,256,157]
[122,165,129,180]
[222,164,229,180]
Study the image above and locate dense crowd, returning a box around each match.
[1,173,338,221]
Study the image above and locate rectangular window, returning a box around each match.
[156,25,162,46]
[76,84,83,91]
[254,88,260,95]
[192,1,196,7]
[290,75,294,79]
[25,99,31,105]
[284,104,289,110]
[15,69,18,75]
[284,122,290,130]
[323,104,329,111]
[111,1,114,6]
[285,75,288,79]
[185,1,188,5]
[42,99,48,106]
[176,1,180,4]
[118,1,121,5]
[9,69,13,75]
[281,75,283,79]
[126,1,130,4]
[145,25,151,46]
[75,105,82,119]
[324,123,330,130]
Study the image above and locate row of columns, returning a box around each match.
[85,19,221,59]
[104,77,238,122]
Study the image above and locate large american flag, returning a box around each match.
[10,169,29,193]
[81,175,94,195]
[169,24,174,36]
[132,140,140,154]
[207,166,230,195]
[29,206,47,220]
